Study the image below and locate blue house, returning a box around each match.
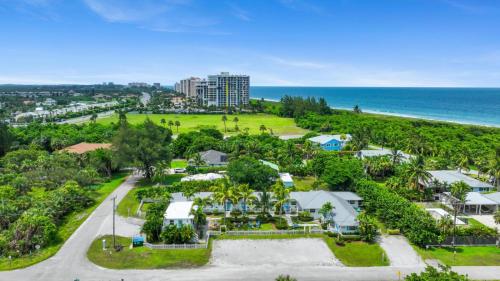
[308,134,351,151]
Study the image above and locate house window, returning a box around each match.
[169,220,174,225]
[348,200,356,204]
[309,209,316,213]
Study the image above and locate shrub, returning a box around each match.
[298,211,314,222]
[231,209,242,218]
[388,229,401,235]
[356,179,440,247]
[256,213,272,223]
[274,217,288,230]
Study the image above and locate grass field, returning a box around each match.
[171,159,188,168]
[415,246,500,266]
[117,175,183,217]
[87,235,211,269]
[324,238,389,267]
[0,173,128,271]
[96,113,308,136]
[293,176,317,191]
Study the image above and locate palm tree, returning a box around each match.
[90,113,98,123]
[494,210,500,225]
[406,155,432,191]
[390,148,404,165]
[351,128,369,151]
[458,150,472,173]
[237,184,256,215]
[450,181,470,248]
[175,120,180,132]
[168,120,174,130]
[437,214,454,236]
[221,115,228,133]
[353,105,362,113]
[160,118,166,127]
[191,197,210,235]
[210,180,237,225]
[272,181,290,216]
[303,140,316,160]
[259,124,267,133]
[190,153,206,167]
[233,116,239,127]
[319,202,334,225]
[275,275,297,281]
[257,189,272,214]
[487,157,499,188]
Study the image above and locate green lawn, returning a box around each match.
[324,238,389,267]
[116,187,141,217]
[218,233,324,240]
[293,176,317,191]
[96,113,309,136]
[466,218,486,227]
[0,173,128,271]
[171,159,188,168]
[87,235,211,269]
[415,246,500,266]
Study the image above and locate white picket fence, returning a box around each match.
[209,229,324,236]
[143,242,208,249]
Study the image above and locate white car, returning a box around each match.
[173,168,186,174]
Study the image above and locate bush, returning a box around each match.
[274,217,288,230]
[326,231,336,237]
[231,209,242,218]
[256,213,272,223]
[388,229,400,235]
[356,179,440,247]
[298,211,314,222]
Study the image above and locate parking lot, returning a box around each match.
[210,238,343,267]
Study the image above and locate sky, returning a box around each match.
[0,0,500,87]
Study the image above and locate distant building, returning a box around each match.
[279,173,294,187]
[206,72,249,108]
[43,98,57,106]
[196,150,228,167]
[308,134,351,151]
[174,82,181,92]
[128,82,149,88]
[423,170,495,192]
[178,77,201,99]
[153,83,161,90]
[195,79,208,106]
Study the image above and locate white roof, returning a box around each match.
[428,170,493,188]
[444,192,498,205]
[483,192,500,204]
[164,201,195,220]
[279,173,293,183]
[181,173,224,182]
[359,148,412,161]
[426,208,466,225]
[308,134,351,145]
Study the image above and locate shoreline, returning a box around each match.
[253,97,500,128]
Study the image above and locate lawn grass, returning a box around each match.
[466,218,486,227]
[171,159,188,168]
[116,187,140,217]
[87,235,211,269]
[415,246,500,266]
[293,176,316,191]
[217,233,324,240]
[0,173,128,271]
[96,113,309,136]
[323,238,389,267]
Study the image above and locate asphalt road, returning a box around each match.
[0,175,499,281]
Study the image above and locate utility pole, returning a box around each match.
[112,196,116,249]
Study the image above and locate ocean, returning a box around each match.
[250,87,500,127]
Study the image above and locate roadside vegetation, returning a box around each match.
[87,235,211,269]
[0,173,127,270]
[414,246,500,266]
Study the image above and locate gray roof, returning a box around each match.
[359,148,412,161]
[200,150,228,165]
[333,191,363,201]
[483,192,500,204]
[290,191,360,227]
[428,170,493,188]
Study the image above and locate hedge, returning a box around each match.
[356,180,440,247]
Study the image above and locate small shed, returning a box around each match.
[279,173,294,187]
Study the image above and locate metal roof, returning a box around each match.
[200,150,228,165]
[483,192,500,204]
[181,173,224,182]
[279,173,293,183]
[308,134,351,145]
[164,201,195,220]
[428,170,493,188]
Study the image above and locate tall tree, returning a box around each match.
[174,120,180,132]
[272,181,290,216]
[237,184,256,215]
[210,180,236,225]
[221,115,228,133]
[450,181,470,248]
[406,155,431,191]
[0,122,12,157]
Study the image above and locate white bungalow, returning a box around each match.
[163,201,196,228]
[279,173,294,188]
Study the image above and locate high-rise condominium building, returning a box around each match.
[206,72,249,107]
[177,77,201,99]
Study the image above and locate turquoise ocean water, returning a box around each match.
[250,87,500,127]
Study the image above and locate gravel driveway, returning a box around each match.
[211,238,343,267]
[379,235,424,267]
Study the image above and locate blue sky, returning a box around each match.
[1,0,500,86]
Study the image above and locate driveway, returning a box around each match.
[379,235,425,267]
[468,215,498,228]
